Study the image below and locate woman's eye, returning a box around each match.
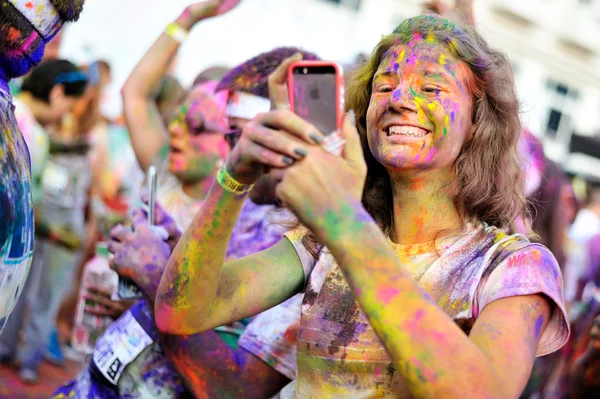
[377,86,394,93]
[423,87,441,94]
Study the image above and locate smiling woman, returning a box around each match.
[157,14,569,399]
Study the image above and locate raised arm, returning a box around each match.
[121,0,239,171]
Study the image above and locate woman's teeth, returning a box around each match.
[387,126,429,137]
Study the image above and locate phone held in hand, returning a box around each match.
[287,61,346,155]
[116,166,158,300]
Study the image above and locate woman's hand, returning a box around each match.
[272,112,367,238]
[142,198,182,251]
[84,287,136,319]
[182,0,242,25]
[108,209,174,300]
[224,53,324,185]
[225,109,325,184]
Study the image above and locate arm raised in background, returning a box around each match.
[108,204,290,398]
[121,0,240,171]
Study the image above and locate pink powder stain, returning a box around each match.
[414,308,425,321]
[376,286,400,306]
[423,146,436,163]
[373,365,383,378]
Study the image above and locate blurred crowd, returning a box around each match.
[1,0,600,398]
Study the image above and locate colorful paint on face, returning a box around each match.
[167,106,229,183]
[366,40,473,173]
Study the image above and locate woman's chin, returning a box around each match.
[168,155,187,175]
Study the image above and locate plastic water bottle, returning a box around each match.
[72,243,118,354]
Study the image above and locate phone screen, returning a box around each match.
[292,65,338,136]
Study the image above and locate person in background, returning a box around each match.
[0,0,84,335]
[53,59,146,365]
[52,41,319,399]
[121,0,240,230]
[155,75,186,127]
[569,179,600,282]
[568,313,600,398]
[0,59,90,383]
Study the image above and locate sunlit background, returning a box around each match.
[59,0,600,181]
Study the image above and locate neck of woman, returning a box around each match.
[181,177,214,200]
[389,168,463,246]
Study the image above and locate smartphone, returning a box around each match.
[288,61,345,149]
[116,166,158,300]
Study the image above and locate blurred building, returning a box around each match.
[61,0,600,179]
[478,0,600,179]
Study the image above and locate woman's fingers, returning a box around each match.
[255,109,324,145]
[247,123,311,163]
[110,224,133,242]
[268,53,303,110]
[243,140,298,169]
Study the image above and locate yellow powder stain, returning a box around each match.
[439,53,447,66]
[427,102,438,112]
[444,114,449,126]
[398,49,406,63]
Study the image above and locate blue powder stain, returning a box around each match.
[450,111,455,121]
[233,350,247,367]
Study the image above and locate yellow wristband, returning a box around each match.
[217,166,254,195]
[165,22,189,43]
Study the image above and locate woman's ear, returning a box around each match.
[49,83,65,104]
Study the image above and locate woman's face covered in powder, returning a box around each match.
[167,84,230,183]
[366,39,474,174]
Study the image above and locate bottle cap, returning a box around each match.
[95,242,110,257]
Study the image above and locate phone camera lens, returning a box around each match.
[303,68,308,74]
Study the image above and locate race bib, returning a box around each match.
[92,311,153,385]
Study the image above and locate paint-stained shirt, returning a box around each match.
[279,223,569,398]
[0,81,34,332]
[238,294,303,380]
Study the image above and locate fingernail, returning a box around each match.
[310,133,324,144]
[348,109,356,127]
[293,52,303,59]
[282,156,294,165]
[294,148,308,158]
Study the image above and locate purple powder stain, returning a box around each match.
[534,315,544,339]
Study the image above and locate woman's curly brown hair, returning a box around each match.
[299,15,528,258]
[349,15,526,234]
